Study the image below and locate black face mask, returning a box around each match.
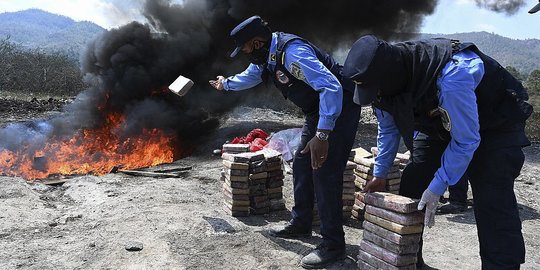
[247,41,270,65]
[355,42,408,97]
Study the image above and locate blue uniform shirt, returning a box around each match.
[374,50,485,195]
[223,33,343,130]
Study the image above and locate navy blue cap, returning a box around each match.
[229,16,271,57]
[343,35,383,105]
[530,2,540,14]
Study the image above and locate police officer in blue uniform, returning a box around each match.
[343,35,532,269]
[209,16,361,268]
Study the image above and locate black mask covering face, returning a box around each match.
[247,41,270,65]
[356,42,408,98]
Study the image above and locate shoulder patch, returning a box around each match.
[438,106,452,132]
[289,62,305,81]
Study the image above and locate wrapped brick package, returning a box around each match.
[357,192,423,269]
[221,148,286,217]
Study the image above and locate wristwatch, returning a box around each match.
[315,131,329,141]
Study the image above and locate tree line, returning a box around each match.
[505,66,540,100]
[0,37,539,101]
[0,38,86,97]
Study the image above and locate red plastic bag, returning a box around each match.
[228,128,269,152]
[249,137,268,152]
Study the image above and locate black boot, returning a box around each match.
[300,243,346,269]
[437,201,467,214]
[268,223,311,239]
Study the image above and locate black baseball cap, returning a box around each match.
[343,35,383,105]
[530,2,540,14]
[229,16,271,58]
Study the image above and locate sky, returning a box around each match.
[0,0,538,40]
[422,0,540,39]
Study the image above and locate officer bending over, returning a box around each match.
[209,16,361,269]
[343,35,532,269]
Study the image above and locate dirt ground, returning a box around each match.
[0,102,539,270]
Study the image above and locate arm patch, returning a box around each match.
[439,106,452,132]
[289,62,305,81]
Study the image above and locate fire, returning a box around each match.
[0,112,177,180]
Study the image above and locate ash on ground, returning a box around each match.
[0,105,539,270]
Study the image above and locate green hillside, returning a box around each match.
[419,32,540,76]
[0,9,105,60]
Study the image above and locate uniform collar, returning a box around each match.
[268,32,278,66]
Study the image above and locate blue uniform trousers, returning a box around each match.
[290,90,361,249]
[449,173,469,205]
[400,132,525,269]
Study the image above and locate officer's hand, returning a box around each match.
[300,137,329,170]
[363,177,386,193]
[417,188,440,228]
[209,76,225,90]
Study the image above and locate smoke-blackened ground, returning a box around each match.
[0,105,539,270]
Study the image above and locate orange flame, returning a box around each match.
[0,112,178,180]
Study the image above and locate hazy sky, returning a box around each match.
[422,0,540,39]
[0,0,538,39]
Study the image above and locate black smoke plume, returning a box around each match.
[0,0,438,175]
[474,0,526,15]
[81,0,439,137]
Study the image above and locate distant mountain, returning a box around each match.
[419,32,540,76]
[0,9,105,60]
[1,9,539,76]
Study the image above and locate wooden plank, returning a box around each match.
[149,165,192,173]
[364,213,423,235]
[117,169,180,178]
[40,178,70,186]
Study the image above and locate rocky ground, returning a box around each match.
[0,101,539,270]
